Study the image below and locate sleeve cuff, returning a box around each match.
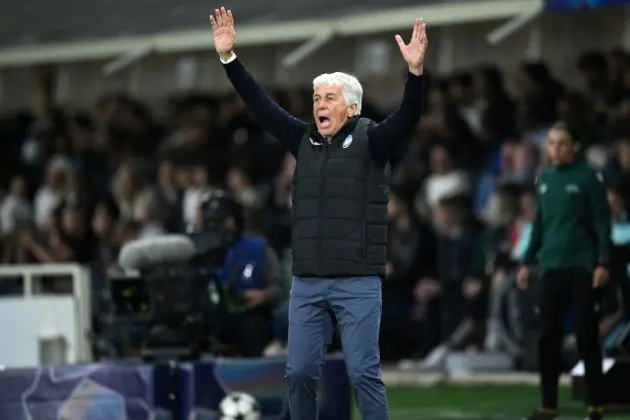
[598,255,610,267]
[220,52,237,64]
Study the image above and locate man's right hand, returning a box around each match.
[516,266,530,290]
[209,7,236,61]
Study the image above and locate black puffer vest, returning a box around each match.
[291,117,389,278]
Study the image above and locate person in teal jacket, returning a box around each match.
[517,121,612,420]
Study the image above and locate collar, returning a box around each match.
[309,116,359,145]
[551,160,578,171]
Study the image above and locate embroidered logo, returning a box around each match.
[342,135,353,149]
[566,184,580,194]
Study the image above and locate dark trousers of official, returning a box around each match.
[537,267,603,409]
[286,276,388,420]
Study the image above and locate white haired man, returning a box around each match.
[210,8,427,420]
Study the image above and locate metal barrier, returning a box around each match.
[0,264,92,367]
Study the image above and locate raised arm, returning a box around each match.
[210,8,307,157]
[368,73,424,163]
[368,18,427,164]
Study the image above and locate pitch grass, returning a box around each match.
[351,384,630,419]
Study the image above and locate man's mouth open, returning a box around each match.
[318,116,331,129]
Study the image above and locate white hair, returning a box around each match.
[312,72,363,114]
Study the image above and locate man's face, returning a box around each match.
[313,84,356,137]
[547,128,577,165]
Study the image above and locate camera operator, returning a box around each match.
[196,190,287,357]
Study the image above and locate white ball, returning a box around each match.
[218,391,262,420]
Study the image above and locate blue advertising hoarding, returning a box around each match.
[547,0,630,11]
[0,357,351,420]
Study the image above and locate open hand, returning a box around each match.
[209,7,236,60]
[395,18,428,76]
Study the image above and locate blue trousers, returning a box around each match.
[286,276,389,420]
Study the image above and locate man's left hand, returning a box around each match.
[592,266,609,288]
[395,18,428,76]
[244,289,267,308]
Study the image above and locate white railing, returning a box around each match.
[0,264,92,368]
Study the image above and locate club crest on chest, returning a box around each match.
[342,135,353,149]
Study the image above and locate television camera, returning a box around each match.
[107,191,246,361]
[108,232,230,361]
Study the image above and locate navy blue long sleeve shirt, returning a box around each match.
[222,57,424,165]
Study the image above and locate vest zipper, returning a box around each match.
[318,146,331,269]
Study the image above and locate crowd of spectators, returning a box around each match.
[0,47,629,365]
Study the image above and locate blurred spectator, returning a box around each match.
[382,184,436,360]
[134,188,168,239]
[91,199,121,279]
[227,165,262,211]
[421,143,471,212]
[499,141,538,184]
[261,153,295,257]
[113,161,148,221]
[1,175,32,235]
[474,65,515,131]
[154,158,184,232]
[603,121,630,192]
[406,195,484,369]
[517,94,554,158]
[33,155,72,230]
[182,164,211,228]
[59,204,95,263]
[449,73,483,136]
[577,51,612,115]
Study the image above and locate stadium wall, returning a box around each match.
[0,5,626,111]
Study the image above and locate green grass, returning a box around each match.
[352,384,630,419]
